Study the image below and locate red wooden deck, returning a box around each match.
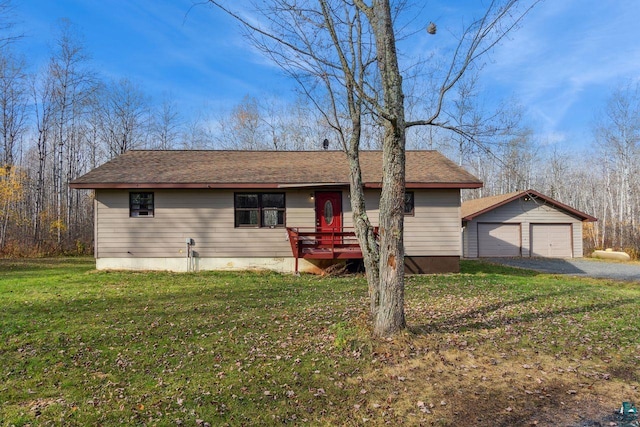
[286,227,366,273]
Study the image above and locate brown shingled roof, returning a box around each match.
[70,150,482,190]
[461,189,597,222]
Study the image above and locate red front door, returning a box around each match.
[315,191,342,245]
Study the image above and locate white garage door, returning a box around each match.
[477,223,521,257]
[530,224,572,258]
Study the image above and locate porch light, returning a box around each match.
[310,193,315,200]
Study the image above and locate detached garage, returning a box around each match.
[462,190,596,258]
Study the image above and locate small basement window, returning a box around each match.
[235,193,285,228]
[404,192,415,216]
[130,192,154,217]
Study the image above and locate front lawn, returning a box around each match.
[1,258,638,426]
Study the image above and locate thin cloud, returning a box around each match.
[485,0,640,136]
[16,0,640,147]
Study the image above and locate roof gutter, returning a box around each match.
[70,181,483,190]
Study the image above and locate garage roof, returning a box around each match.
[461,189,597,222]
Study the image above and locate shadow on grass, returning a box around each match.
[460,259,540,277]
[410,286,639,335]
[464,257,607,277]
[0,270,362,334]
[0,257,93,269]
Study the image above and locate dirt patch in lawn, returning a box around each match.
[333,332,640,427]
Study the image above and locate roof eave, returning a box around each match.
[462,189,598,222]
[69,182,287,189]
[462,192,526,221]
[70,181,484,190]
[406,182,483,189]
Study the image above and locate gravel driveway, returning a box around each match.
[483,257,640,282]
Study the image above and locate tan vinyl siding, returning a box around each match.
[342,190,380,228]
[95,189,313,258]
[340,189,460,256]
[96,187,462,260]
[405,189,461,256]
[463,197,584,258]
[286,191,316,228]
[572,223,583,257]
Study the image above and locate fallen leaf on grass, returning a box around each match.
[417,401,431,414]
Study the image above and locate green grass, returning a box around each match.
[1,258,639,426]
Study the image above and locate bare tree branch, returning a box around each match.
[407,0,541,128]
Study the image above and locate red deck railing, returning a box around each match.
[286,227,367,273]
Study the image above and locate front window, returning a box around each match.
[324,200,334,225]
[404,192,415,216]
[130,192,154,217]
[235,193,285,227]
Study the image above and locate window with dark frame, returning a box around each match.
[234,193,286,228]
[130,192,154,217]
[404,192,415,216]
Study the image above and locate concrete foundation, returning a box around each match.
[96,256,460,274]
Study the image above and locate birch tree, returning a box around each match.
[207,0,538,336]
[0,50,26,167]
[214,95,323,150]
[0,0,24,168]
[216,95,264,149]
[31,68,55,245]
[0,0,21,50]
[593,82,640,250]
[0,161,22,249]
[48,19,96,246]
[150,96,183,150]
[98,78,150,157]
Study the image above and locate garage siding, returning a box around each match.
[463,197,584,258]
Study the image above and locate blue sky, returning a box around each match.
[15,0,640,148]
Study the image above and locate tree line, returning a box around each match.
[0,12,638,259]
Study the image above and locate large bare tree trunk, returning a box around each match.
[375,126,406,335]
[366,0,407,336]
